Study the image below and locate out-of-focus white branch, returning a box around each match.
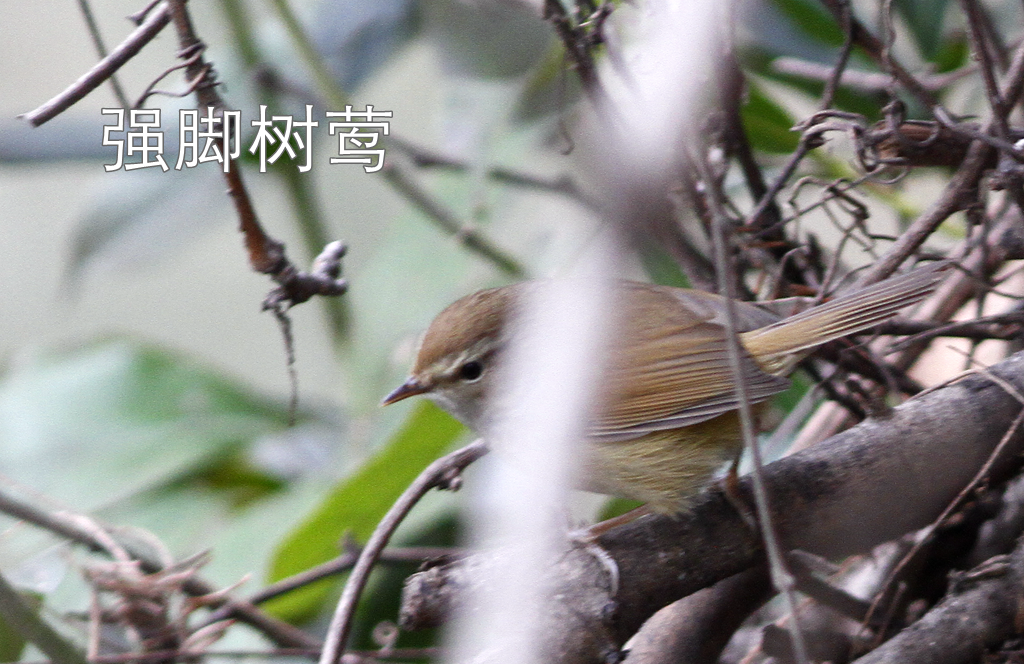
[448,234,619,664]
[602,0,720,179]
[447,0,722,662]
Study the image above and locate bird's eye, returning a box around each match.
[458,360,484,382]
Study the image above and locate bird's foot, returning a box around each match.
[568,505,654,597]
[720,464,758,532]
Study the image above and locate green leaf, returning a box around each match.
[773,370,812,414]
[265,401,464,621]
[770,0,844,47]
[742,85,799,154]
[896,0,952,61]
[639,245,691,288]
[933,32,968,73]
[598,497,644,522]
[0,604,28,663]
[0,339,292,511]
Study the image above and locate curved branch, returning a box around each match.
[318,440,488,664]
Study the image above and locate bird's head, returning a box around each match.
[382,285,522,430]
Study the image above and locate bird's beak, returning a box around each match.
[381,376,430,406]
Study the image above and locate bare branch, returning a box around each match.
[21,3,171,126]
[0,487,319,650]
[381,160,526,278]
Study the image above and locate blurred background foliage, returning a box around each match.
[0,0,985,657]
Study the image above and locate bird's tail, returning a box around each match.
[740,262,948,374]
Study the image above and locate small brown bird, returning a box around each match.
[383,264,945,515]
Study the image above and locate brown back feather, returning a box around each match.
[591,283,789,440]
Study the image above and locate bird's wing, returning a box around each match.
[588,283,789,442]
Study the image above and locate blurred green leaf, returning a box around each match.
[265,401,464,621]
[639,245,691,289]
[896,0,952,61]
[742,85,799,154]
[770,0,844,47]
[773,371,812,414]
[65,169,228,284]
[598,497,644,522]
[933,32,969,73]
[514,43,583,122]
[0,339,292,511]
[167,449,288,510]
[0,607,28,663]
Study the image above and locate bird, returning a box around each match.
[382,263,946,516]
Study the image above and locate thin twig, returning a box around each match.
[816,0,938,109]
[387,136,596,208]
[132,45,208,108]
[696,149,811,664]
[21,3,171,126]
[787,552,876,623]
[960,0,1024,216]
[543,0,607,108]
[268,306,298,425]
[196,545,457,631]
[318,440,488,664]
[819,0,855,111]
[882,312,1024,350]
[745,0,854,234]
[857,40,1024,286]
[76,0,129,107]
[253,0,533,282]
[381,161,526,277]
[720,54,784,235]
[18,646,439,664]
[855,141,991,287]
[127,0,163,25]
[161,0,349,417]
[253,546,457,607]
[932,106,1023,158]
[265,0,346,110]
[962,0,1009,134]
[772,58,977,93]
[744,140,813,231]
